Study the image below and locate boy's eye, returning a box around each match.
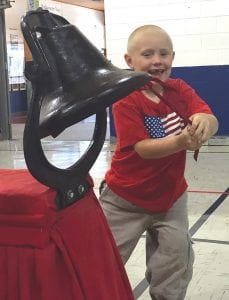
[160,50,170,56]
[142,52,152,57]
[160,52,168,56]
[142,50,170,58]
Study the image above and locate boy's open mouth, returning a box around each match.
[148,69,164,76]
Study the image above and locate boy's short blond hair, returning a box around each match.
[127,25,173,54]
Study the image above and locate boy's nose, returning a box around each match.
[151,54,162,65]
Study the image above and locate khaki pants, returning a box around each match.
[100,187,194,300]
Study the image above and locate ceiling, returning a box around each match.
[55,0,104,11]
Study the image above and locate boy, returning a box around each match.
[100,25,218,300]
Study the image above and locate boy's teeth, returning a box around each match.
[150,70,163,74]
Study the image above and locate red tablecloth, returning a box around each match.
[0,169,134,300]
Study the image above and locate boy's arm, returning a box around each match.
[134,113,218,159]
[189,113,219,143]
[134,126,202,159]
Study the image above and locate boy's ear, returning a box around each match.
[124,53,133,69]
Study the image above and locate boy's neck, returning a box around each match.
[141,88,163,104]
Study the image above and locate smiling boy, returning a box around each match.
[100,25,218,300]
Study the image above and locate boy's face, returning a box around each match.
[125,30,175,82]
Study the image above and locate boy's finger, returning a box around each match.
[187,125,195,135]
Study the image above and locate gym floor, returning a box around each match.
[1,123,229,300]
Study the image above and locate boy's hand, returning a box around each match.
[189,113,219,143]
[178,125,202,151]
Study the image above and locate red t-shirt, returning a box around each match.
[106,78,213,212]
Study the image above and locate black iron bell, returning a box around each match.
[21,9,151,138]
[21,9,152,209]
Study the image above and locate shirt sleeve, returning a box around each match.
[112,96,149,151]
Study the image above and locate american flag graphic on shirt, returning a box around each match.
[144,112,185,138]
